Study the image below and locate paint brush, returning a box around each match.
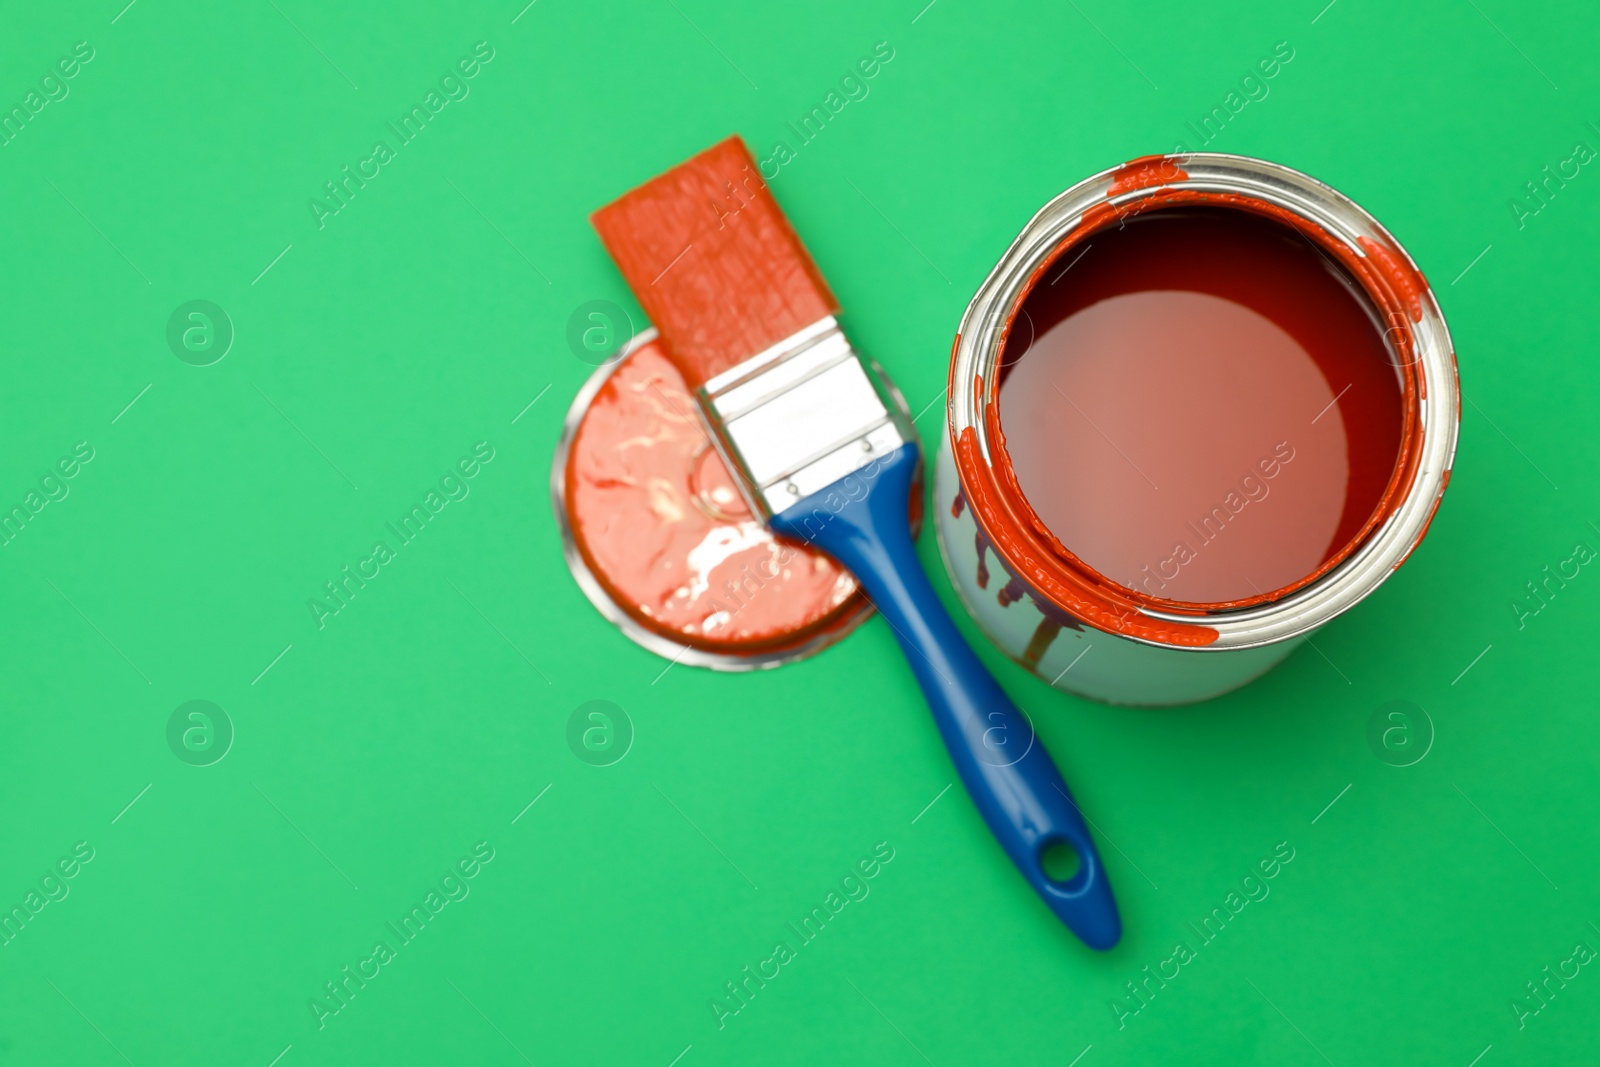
[592,135,1120,949]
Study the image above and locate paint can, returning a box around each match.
[935,153,1459,706]
[553,328,919,669]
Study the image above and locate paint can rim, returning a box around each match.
[948,152,1460,651]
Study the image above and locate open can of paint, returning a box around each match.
[554,329,919,669]
[936,153,1459,706]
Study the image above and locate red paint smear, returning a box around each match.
[952,154,1439,637]
[1106,155,1190,196]
[566,338,864,651]
[591,135,837,389]
[1078,202,1121,234]
[1358,236,1425,322]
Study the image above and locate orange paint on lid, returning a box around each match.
[564,336,864,654]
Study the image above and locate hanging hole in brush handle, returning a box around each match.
[1041,839,1083,883]
[771,444,1122,950]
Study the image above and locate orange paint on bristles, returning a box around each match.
[590,135,838,387]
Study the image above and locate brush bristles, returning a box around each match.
[589,135,838,388]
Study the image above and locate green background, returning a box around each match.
[2,0,1596,1063]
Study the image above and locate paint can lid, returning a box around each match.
[552,330,916,670]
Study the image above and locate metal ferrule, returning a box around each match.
[697,316,913,520]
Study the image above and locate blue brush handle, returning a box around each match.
[771,444,1121,950]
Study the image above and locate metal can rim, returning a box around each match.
[948,152,1460,651]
